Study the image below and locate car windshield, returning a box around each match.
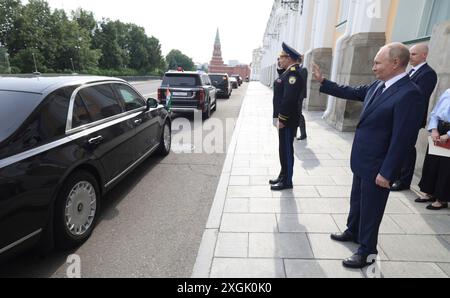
[0,90,42,144]
[162,74,199,87]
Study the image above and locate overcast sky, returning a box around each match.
[42,0,274,64]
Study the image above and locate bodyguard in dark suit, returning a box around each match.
[270,42,307,191]
[391,44,438,191]
[297,59,308,141]
[312,43,424,268]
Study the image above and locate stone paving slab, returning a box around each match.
[248,233,314,259]
[378,235,450,263]
[285,259,364,278]
[377,261,449,278]
[214,233,248,258]
[210,258,286,278]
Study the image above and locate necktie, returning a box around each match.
[365,83,385,111]
[409,68,416,77]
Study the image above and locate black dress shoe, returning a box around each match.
[271,182,293,191]
[390,181,410,191]
[269,177,283,185]
[426,202,449,210]
[330,232,356,243]
[415,196,436,203]
[297,135,307,141]
[342,254,374,269]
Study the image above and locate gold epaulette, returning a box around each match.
[279,114,289,121]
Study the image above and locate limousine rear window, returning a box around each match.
[0,90,42,143]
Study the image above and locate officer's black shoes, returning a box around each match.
[270,182,293,191]
[269,177,283,185]
[342,254,375,269]
[390,181,410,191]
[330,232,356,243]
[297,135,307,141]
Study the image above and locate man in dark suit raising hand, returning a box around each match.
[312,43,423,269]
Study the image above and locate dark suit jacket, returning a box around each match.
[299,67,308,100]
[410,63,438,128]
[320,76,424,181]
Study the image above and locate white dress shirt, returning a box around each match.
[409,62,427,77]
[383,72,408,93]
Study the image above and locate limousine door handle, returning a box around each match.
[88,135,104,145]
[134,119,143,126]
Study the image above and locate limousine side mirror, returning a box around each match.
[146,98,159,110]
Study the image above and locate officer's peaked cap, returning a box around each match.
[281,42,301,61]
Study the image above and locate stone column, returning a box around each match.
[303,0,339,111]
[415,21,450,177]
[325,0,391,131]
[327,32,386,131]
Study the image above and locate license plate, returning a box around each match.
[173,92,188,96]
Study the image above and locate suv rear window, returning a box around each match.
[0,91,42,143]
[209,75,227,81]
[162,74,200,87]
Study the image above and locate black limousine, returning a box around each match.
[0,76,171,260]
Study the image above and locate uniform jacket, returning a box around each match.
[274,64,307,128]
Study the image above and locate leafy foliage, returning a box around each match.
[0,0,165,75]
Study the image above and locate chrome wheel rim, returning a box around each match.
[163,124,171,151]
[65,181,97,236]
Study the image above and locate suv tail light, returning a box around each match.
[157,89,163,101]
[198,89,205,104]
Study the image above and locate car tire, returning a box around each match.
[212,99,217,112]
[157,121,171,156]
[54,170,100,250]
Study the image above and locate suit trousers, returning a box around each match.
[278,126,296,184]
[346,174,390,256]
[297,99,307,137]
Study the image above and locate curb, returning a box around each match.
[191,83,249,278]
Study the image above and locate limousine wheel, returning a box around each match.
[54,171,100,250]
[157,122,171,156]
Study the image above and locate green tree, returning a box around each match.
[0,0,21,47]
[166,49,195,71]
[50,8,100,72]
[72,8,96,38]
[94,19,129,69]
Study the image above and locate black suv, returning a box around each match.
[0,76,171,260]
[209,73,232,99]
[158,71,217,119]
[231,75,243,86]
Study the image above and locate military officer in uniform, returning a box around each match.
[270,42,307,191]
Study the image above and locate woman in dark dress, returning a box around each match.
[417,89,450,210]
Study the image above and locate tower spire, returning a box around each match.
[215,28,220,46]
[210,28,224,67]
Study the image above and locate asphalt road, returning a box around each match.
[0,81,248,278]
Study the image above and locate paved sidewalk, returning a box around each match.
[193,82,450,278]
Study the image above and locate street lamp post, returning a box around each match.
[70,57,75,73]
[32,52,38,74]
